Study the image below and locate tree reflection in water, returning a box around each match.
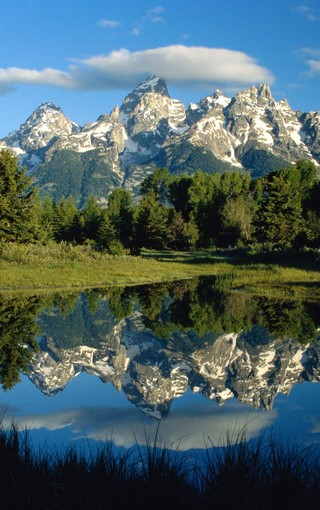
[0,295,44,390]
[0,277,319,403]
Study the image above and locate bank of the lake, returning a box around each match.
[1,426,320,510]
[0,242,320,299]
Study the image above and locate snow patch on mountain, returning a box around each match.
[3,102,80,152]
[1,77,319,200]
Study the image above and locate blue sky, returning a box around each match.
[0,0,320,137]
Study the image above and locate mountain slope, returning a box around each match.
[1,77,319,204]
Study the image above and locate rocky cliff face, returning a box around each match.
[1,77,320,204]
[3,103,80,152]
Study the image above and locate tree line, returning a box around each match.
[0,149,319,252]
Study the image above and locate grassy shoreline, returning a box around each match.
[0,242,320,299]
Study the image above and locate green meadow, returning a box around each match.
[1,242,319,299]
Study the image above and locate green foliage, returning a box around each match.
[255,174,303,247]
[37,292,118,350]
[242,148,289,178]
[123,277,320,347]
[221,195,256,246]
[184,171,253,247]
[96,210,117,250]
[155,141,236,175]
[169,174,194,220]
[140,167,173,204]
[0,295,43,389]
[255,297,317,344]
[104,286,136,320]
[0,150,40,243]
[52,196,80,242]
[218,171,252,198]
[280,160,318,202]
[81,195,102,241]
[135,191,171,249]
[37,195,55,241]
[2,152,320,253]
[107,188,135,248]
[302,210,320,247]
[168,210,199,250]
[33,149,122,206]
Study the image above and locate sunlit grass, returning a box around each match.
[0,242,319,299]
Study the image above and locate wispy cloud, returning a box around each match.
[299,47,320,75]
[295,3,320,21]
[149,6,166,24]
[131,6,166,36]
[98,19,121,29]
[0,45,274,95]
[300,47,320,57]
[307,60,320,75]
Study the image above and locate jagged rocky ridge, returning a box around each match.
[1,76,320,205]
[30,294,320,420]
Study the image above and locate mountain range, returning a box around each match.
[29,292,320,420]
[1,76,320,205]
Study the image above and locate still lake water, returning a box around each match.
[1,276,320,453]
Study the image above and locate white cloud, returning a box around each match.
[0,45,274,95]
[299,48,320,75]
[74,46,274,90]
[307,59,320,74]
[98,19,121,29]
[1,403,276,450]
[0,67,72,88]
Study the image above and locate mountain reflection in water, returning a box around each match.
[1,276,320,421]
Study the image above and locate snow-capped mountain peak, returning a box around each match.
[187,90,231,123]
[1,78,319,204]
[134,75,169,96]
[233,83,273,105]
[3,101,80,152]
[119,75,169,123]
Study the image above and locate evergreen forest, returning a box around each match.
[1,149,320,253]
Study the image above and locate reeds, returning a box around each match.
[0,425,319,509]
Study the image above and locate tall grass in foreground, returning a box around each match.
[0,427,320,510]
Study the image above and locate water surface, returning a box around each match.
[1,277,320,452]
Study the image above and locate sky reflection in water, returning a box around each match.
[0,276,320,452]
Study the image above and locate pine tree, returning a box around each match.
[81,195,102,241]
[256,174,303,246]
[107,189,135,248]
[96,210,116,250]
[52,196,79,242]
[140,167,172,204]
[0,149,39,243]
[135,191,170,249]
